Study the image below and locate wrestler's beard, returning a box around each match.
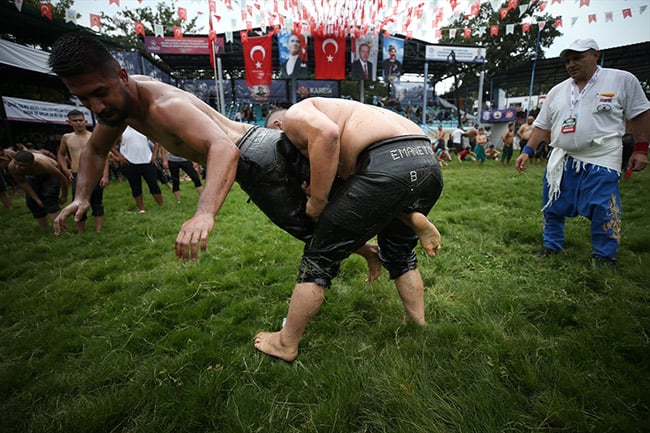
[96,90,131,126]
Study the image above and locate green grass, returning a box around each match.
[1,160,648,433]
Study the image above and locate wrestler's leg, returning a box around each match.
[394,268,426,325]
[254,281,325,362]
[355,243,382,282]
[398,213,441,257]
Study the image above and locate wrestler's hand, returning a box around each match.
[627,152,648,173]
[175,213,214,261]
[515,153,529,172]
[306,196,327,219]
[54,200,88,236]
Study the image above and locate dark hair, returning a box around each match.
[67,109,84,118]
[49,33,120,78]
[264,108,287,128]
[14,150,34,164]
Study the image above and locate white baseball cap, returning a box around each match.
[560,38,599,57]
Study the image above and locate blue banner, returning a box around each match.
[178,79,231,107]
[294,80,339,100]
[234,80,287,103]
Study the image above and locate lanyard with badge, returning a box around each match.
[563,66,601,134]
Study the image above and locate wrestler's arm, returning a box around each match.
[627,109,650,172]
[54,124,123,234]
[41,155,70,203]
[57,135,72,181]
[151,99,239,261]
[283,104,340,219]
[8,162,41,206]
[515,126,549,172]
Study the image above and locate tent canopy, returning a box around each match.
[0,39,53,75]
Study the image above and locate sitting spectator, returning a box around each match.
[458,146,476,162]
[486,144,501,160]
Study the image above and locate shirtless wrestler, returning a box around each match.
[256,98,444,361]
[48,33,381,281]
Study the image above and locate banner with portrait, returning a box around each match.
[234,79,287,103]
[381,36,404,85]
[351,34,378,81]
[277,29,309,80]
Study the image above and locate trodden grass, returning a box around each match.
[0,160,648,433]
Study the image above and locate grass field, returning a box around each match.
[1,160,648,433]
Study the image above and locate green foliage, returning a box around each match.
[95,1,202,48]
[439,1,562,94]
[1,163,648,433]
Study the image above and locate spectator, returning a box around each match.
[515,38,650,266]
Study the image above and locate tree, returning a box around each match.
[95,2,201,48]
[438,1,562,101]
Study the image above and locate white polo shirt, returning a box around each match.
[120,126,153,164]
[534,67,650,172]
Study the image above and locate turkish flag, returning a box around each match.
[90,13,102,29]
[209,0,216,14]
[490,25,499,36]
[555,17,563,28]
[588,14,596,23]
[622,8,632,18]
[134,21,145,37]
[209,15,217,69]
[178,7,187,21]
[109,0,120,6]
[470,1,480,17]
[464,27,472,38]
[173,26,183,39]
[314,34,345,80]
[242,33,273,86]
[40,2,53,20]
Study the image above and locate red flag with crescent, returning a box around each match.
[90,13,102,29]
[314,34,346,79]
[134,21,145,37]
[242,33,273,86]
[173,26,183,39]
[40,2,53,20]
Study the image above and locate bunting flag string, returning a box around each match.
[20,1,649,46]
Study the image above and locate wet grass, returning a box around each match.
[1,160,648,433]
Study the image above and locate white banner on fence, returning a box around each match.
[2,96,93,125]
[425,45,486,64]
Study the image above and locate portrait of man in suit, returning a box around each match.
[280,33,309,79]
[351,42,373,81]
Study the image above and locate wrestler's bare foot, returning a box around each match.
[355,243,382,283]
[400,213,441,257]
[254,331,299,362]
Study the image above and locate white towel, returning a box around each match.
[542,147,567,211]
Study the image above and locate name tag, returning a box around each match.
[561,117,576,134]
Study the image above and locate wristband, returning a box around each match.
[522,145,534,157]
[633,142,649,154]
